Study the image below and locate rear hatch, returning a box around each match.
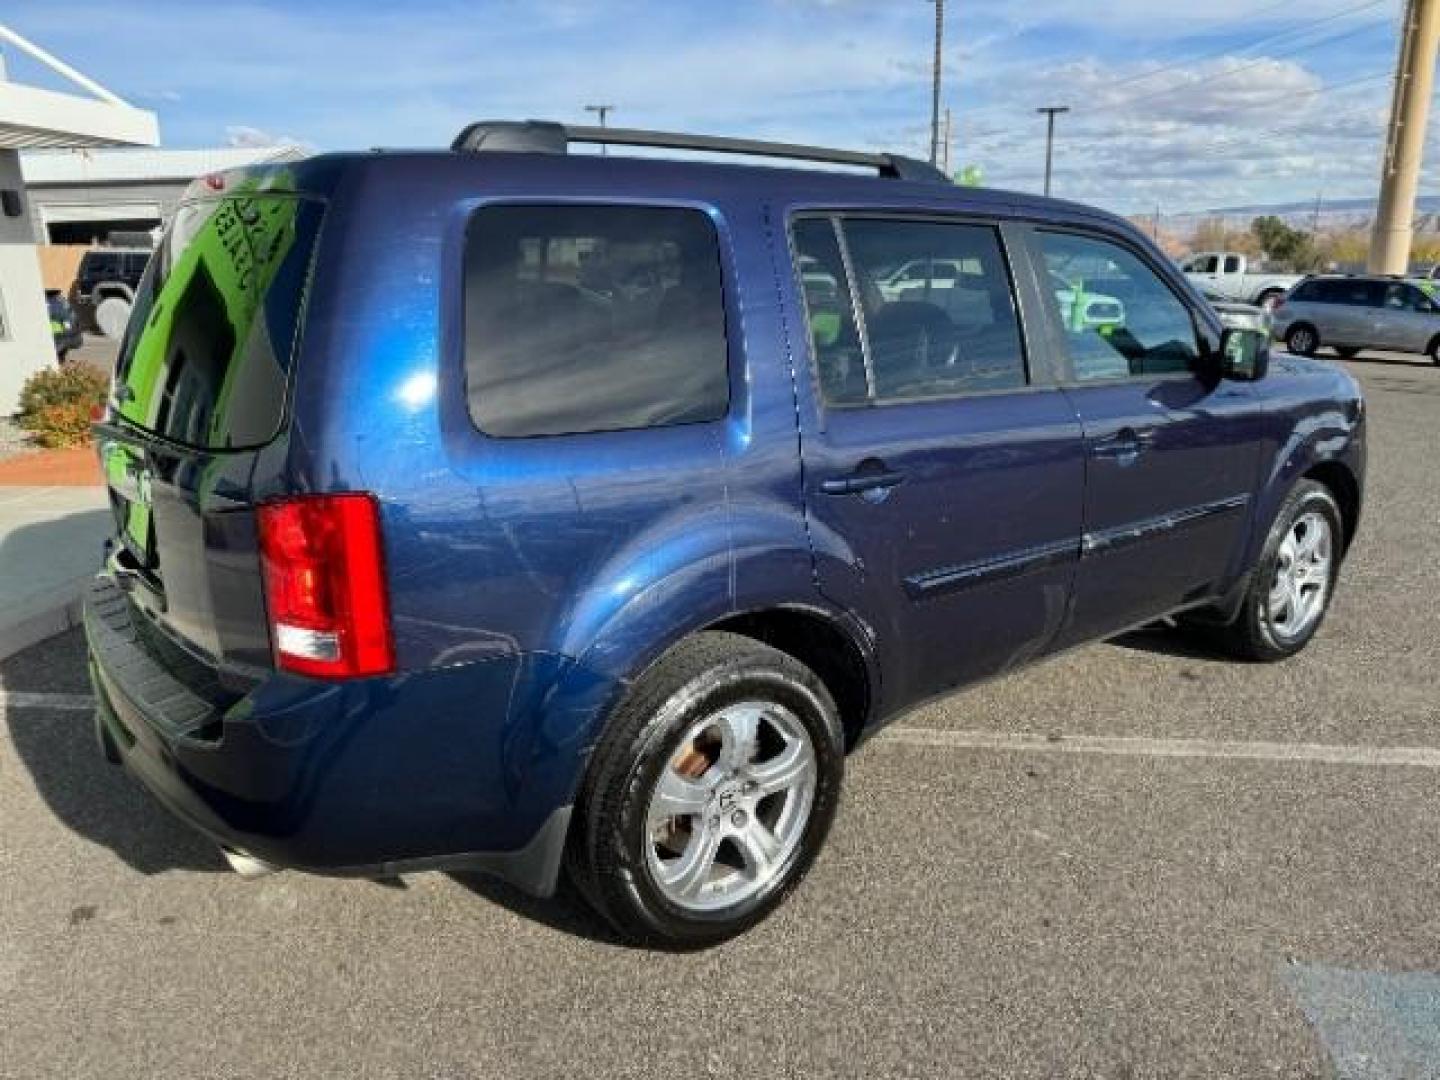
[95,187,324,671]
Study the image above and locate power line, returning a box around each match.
[1091,16,1391,114]
[960,69,1392,156]
[1081,0,1388,96]
[954,0,1390,126]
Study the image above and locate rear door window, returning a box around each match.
[464,204,729,438]
[1330,280,1385,307]
[791,216,1027,405]
[112,194,324,450]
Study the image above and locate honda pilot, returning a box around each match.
[87,121,1365,948]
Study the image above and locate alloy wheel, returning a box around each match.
[1267,510,1333,643]
[644,701,817,913]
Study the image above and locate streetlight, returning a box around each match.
[585,104,615,154]
[1036,105,1069,197]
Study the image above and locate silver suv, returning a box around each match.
[1272,275,1440,364]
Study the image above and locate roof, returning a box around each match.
[20,144,306,186]
[0,24,158,149]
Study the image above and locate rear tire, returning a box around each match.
[1285,323,1320,356]
[1429,338,1440,366]
[1212,481,1342,662]
[1335,346,1361,360]
[567,632,844,949]
[94,296,131,340]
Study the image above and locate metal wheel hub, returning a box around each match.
[1267,510,1333,642]
[644,701,817,913]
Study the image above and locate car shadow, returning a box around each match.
[1329,351,1434,370]
[1106,623,1236,664]
[447,871,636,948]
[5,700,227,875]
[1,509,225,876]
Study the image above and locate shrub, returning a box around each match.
[16,365,109,448]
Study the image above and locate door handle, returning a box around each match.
[821,468,906,496]
[1091,427,1155,460]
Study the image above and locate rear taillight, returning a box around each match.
[257,493,394,679]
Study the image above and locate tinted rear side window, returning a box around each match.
[464,204,729,438]
[112,194,323,450]
[1312,279,1384,307]
[840,218,1026,399]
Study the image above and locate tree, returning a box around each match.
[1189,217,1259,257]
[1250,215,1318,272]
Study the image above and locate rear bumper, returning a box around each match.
[84,575,575,895]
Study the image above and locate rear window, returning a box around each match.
[111,194,323,450]
[82,253,119,277]
[464,204,729,438]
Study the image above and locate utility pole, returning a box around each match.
[1153,204,1161,242]
[926,0,945,166]
[1311,191,1324,235]
[1369,0,1440,274]
[585,104,615,155]
[942,106,953,175]
[1036,106,1069,197]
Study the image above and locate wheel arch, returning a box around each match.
[1302,459,1361,556]
[703,606,876,750]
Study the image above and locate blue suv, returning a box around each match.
[86,121,1365,947]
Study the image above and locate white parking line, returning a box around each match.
[0,691,95,712]
[882,727,1440,769]
[5,694,1439,770]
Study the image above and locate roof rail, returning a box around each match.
[450,119,950,184]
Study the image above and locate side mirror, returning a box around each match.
[1219,327,1270,381]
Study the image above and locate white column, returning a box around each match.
[0,147,58,416]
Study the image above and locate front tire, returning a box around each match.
[567,632,844,949]
[1286,324,1320,356]
[1217,481,1342,662]
[1335,346,1361,360]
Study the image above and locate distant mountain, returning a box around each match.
[1162,196,1440,234]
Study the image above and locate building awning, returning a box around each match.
[0,80,158,148]
[0,24,158,149]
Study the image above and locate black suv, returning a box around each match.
[72,248,151,340]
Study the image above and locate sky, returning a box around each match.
[0,0,1421,215]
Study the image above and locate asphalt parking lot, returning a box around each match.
[2,352,1437,1079]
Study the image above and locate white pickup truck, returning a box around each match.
[1181,252,1301,308]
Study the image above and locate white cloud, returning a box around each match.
[2,0,1411,212]
[224,124,299,149]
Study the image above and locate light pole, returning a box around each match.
[585,104,615,154]
[1036,105,1069,197]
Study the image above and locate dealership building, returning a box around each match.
[20,143,305,247]
[0,25,158,413]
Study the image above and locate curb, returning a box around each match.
[0,579,87,661]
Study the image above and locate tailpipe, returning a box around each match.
[221,846,278,880]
